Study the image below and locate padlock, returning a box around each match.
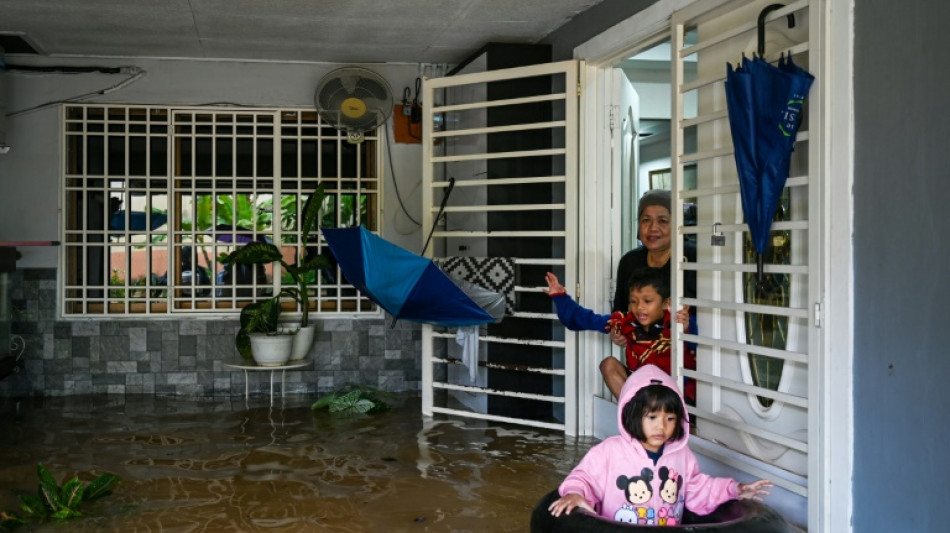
[711,223,725,246]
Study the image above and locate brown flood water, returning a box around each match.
[0,394,595,532]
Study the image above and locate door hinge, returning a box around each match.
[814,302,822,328]
[608,105,618,131]
[576,81,582,96]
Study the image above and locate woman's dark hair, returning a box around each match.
[627,267,671,300]
[621,383,686,443]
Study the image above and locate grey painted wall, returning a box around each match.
[853,1,950,531]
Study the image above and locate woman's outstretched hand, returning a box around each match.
[543,272,566,297]
[737,479,773,501]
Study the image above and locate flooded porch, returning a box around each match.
[0,393,595,532]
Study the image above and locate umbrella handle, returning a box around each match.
[422,177,456,256]
[757,4,796,58]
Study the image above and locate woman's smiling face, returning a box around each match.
[638,205,672,252]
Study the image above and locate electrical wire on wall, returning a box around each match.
[5,64,147,118]
[400,77,422,141]
[383,116,422,234]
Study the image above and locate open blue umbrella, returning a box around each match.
[725,53,813,279]
[322,226,503,327]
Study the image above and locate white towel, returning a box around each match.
[455,326,480,382]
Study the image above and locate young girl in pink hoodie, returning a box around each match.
[547,365,771,526]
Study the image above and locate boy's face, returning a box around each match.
[627,285,669,328]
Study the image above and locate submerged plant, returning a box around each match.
[0,463,120,531]
[312,383,395,416]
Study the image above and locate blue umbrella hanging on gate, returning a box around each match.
[725,51,813,280]
[322,226,505,328]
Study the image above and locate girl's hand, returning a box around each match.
[737,479,773,501]
[548,492,593,517]
[675,305,691,330]
[544,272,566,297]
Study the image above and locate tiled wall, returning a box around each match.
[0,269,425,398]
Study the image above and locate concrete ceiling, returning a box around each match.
[0,0,605,65]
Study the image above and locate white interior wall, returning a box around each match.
[0,57,426,267]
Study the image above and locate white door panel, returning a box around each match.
[670,0,821,528]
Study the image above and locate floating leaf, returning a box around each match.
[50,507,80,520]
[313,383,393,415]
[311,392,339,410]
[0,509,25,530]
[84,474,121,502]
[38,479,64,515]
[60,477,84,509]
[17,492,47,518]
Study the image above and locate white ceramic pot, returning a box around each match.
[285,325,315,361]
[249,332,294,367]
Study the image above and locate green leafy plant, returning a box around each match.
[311,383,395,416]
[231,295,292,360]
[221,186,330,360]
[0,463,120,531]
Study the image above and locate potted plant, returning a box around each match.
[235,295,295,366]
[222,185,330,362]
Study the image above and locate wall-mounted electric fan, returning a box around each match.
[314,67,394,143]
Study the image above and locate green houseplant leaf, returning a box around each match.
[16,492,47,519]
[84,473,121,502]
[59,477,84,510]
[36,464,64,515]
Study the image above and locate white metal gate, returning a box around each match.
[420,61,580,434]
[670,0,822,527]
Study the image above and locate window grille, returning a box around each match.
[62,105,381,317]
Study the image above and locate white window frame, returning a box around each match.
[60,104,384,319]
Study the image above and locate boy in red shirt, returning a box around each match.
[544,267,697,402]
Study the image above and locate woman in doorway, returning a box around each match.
[605,189,696,400]
[611,189,696,313]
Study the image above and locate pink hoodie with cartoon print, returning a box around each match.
[558,365,739,526]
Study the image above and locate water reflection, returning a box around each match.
[0,394,593,531]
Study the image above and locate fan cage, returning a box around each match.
[314,67,394,137]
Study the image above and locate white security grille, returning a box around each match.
[670,0,820,513]
[420,61,580,434]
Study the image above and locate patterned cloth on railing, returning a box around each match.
[438,256,516,316]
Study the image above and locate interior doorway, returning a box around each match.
[612,36,697,254]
